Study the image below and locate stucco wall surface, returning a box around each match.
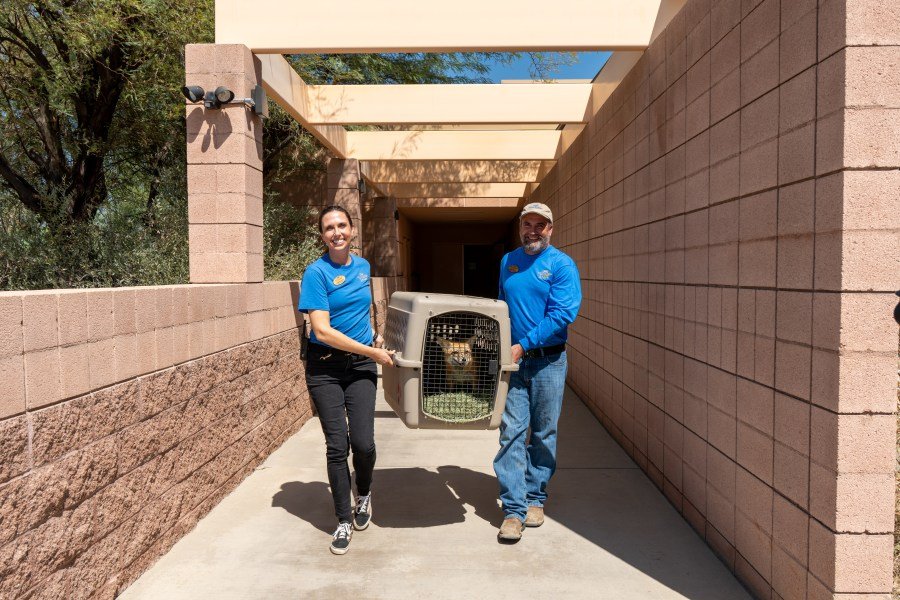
[528,0,899,597]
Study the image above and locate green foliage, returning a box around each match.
[262,197,322,283]
[0,186,189,290]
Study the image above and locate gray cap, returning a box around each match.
[519,202,553,223]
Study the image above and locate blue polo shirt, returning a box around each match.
[298,254,373,347]
[499,245,581,352]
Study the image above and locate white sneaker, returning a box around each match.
[354,493,372,530]
[330,522,353,555]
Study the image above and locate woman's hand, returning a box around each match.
[370,347,395,367]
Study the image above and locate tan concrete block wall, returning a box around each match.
[0,282,312,598]
[529,0,899,597]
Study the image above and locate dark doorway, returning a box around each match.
[411,221,513,295]
[463,244,502,299]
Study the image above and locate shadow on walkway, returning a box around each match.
[272,465,501,535]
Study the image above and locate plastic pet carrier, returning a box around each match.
[382,292,519,430]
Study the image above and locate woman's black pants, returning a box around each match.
[305,346,377,523]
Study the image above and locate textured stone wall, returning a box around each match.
[528,0,899,597]
[0,282,311,598]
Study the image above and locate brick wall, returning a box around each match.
[0,282,312,598]
[528,0,899,597]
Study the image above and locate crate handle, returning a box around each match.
[500,362,520,372]
[391,353,422,369]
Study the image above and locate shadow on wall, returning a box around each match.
[544,396,749,599]
[272,466,503,535]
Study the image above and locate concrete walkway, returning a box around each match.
[121,383,750,600]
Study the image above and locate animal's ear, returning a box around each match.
[465,335,477,347]
[436,336,449,350]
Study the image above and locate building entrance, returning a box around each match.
[463,244,503,299]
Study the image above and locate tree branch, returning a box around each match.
[0,151,45,216]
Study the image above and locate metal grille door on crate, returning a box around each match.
[422,312,500,422]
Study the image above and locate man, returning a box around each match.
[495,202,582,541]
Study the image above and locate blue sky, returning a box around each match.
[483,51,612,82]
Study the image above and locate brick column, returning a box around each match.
[362,196,399,277]
[325,158,363,252]
[186,44,263,283]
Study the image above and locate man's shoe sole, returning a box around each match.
[524,519,544,527]
[330,544,349,555]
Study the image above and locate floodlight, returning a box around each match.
[182,85,205,103]
[181,83,266,118]
[214,86,235,104]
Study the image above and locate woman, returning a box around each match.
[298,205,394,555]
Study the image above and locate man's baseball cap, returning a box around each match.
[519,202,553,223]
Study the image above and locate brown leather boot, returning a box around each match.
[524,506,544,527]
[497,517,524,541]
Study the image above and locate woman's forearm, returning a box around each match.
[312,325,379,358]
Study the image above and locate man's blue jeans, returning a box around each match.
[493,351,567,522]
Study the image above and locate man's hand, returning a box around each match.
[511,343,524,363]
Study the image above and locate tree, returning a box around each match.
[0,0,213,225]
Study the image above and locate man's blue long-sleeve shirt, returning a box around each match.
[498,245,581,351]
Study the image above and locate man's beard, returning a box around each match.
[521,235,549,254]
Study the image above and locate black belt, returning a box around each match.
[523,343,566,359]
[307,342,368,362]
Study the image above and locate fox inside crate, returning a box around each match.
[435,336,477,391]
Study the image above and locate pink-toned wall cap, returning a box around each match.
[520,202,553,223]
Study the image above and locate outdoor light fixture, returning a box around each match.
[213,86,235,105]
[182,85,205,103]
[181,84,267,117]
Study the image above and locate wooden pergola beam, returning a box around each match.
[396,198,520,208]
[303,84,592,125]
[362,161,548,183]
[345,130,563,161]
[256,54,348,157]
[375,182,529,198]
[216,0,666,53]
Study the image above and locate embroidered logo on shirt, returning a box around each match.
[538,269,551,280]
[357,272,368,282]
[508,265,519,273]
[333,275,346,285]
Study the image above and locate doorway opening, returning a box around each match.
[463,244,503,298]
